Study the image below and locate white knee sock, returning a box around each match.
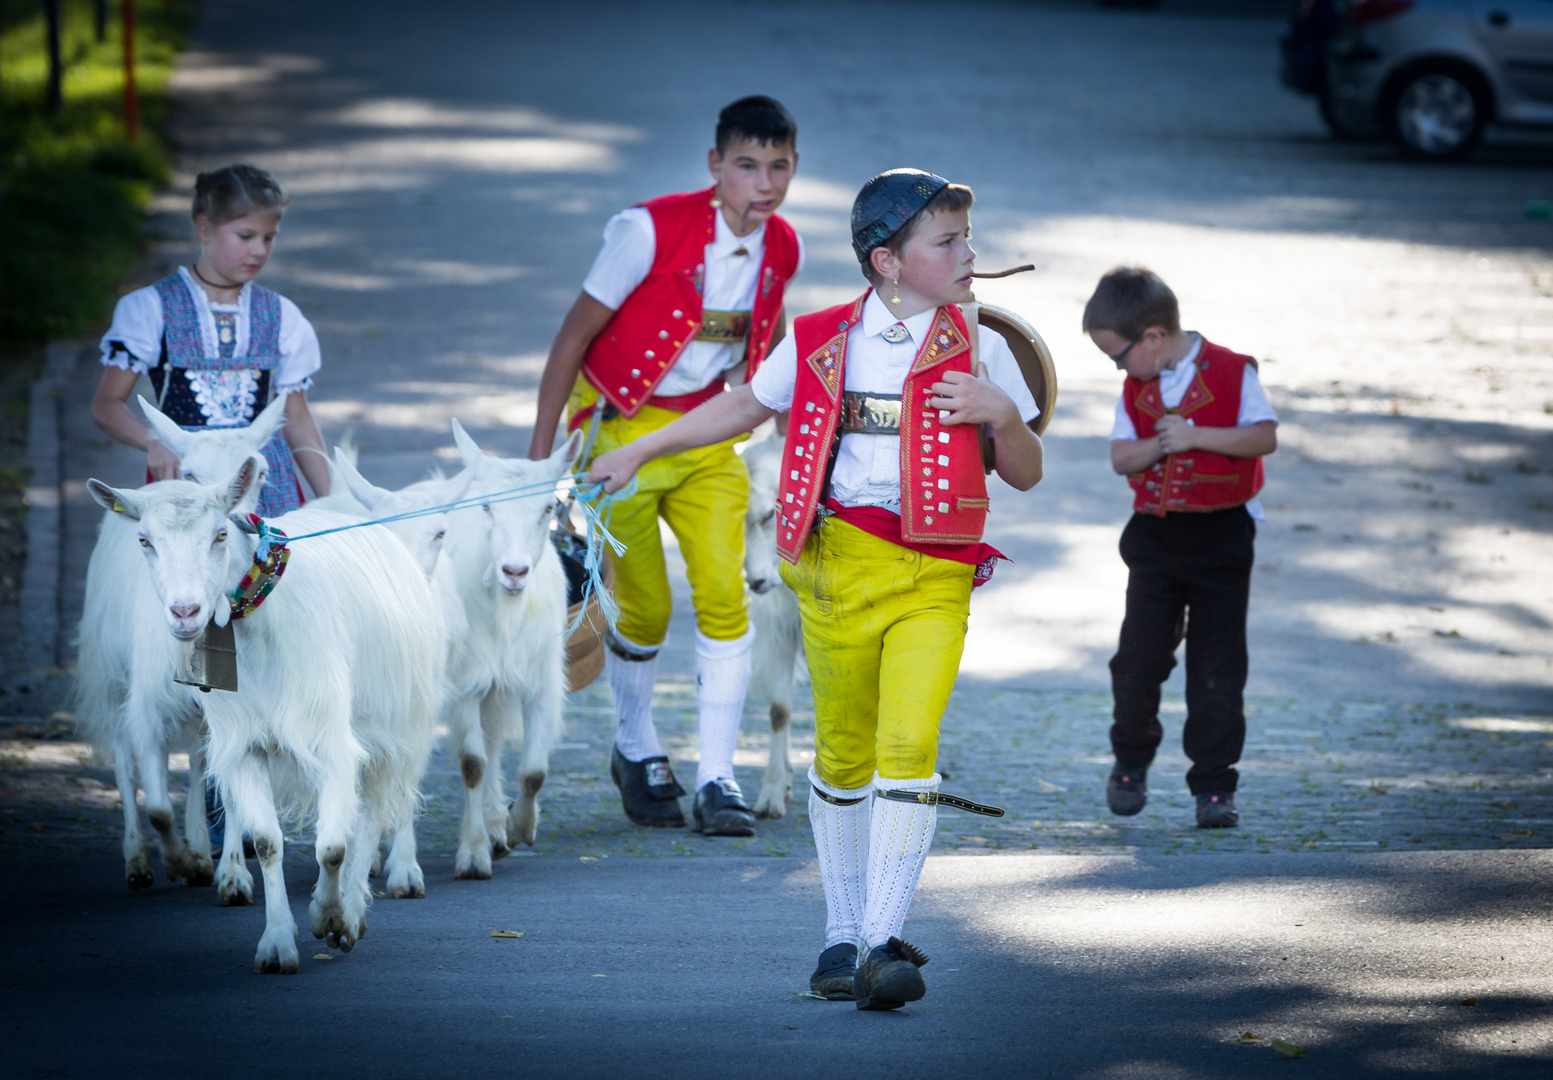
[808,766,871,950]
[607,634,662,762]
[862,772,939,949]
[694,628,754,790]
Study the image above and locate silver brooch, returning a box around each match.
[881,323,911,344]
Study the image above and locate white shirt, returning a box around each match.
[98,267,321,393]
[581,206,804,397]
[751,290,1040,511]
[1109,334,1278,520]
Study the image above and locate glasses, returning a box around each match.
[1107,334,1143,366]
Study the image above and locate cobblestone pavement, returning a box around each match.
[6,679,1550,868]
[5,0,1553,869]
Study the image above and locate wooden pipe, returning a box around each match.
[971,264,1035,279]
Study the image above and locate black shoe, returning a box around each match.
[610,746,686,828]
[1196,791,1239,829]
[853,937,928,1011]
[809,943,858,1000]
[692,778,756,837]
[1107,762,1148,817]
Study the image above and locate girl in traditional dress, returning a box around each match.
[90,163,330,857]
[91,163,330,512]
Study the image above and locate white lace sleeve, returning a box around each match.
[274,295,322,393]
[99,286,164,373]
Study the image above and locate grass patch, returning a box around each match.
[0,0,194,357]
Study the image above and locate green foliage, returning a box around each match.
[0,0,193,352]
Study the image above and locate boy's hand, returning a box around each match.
[1154,414,1198,453]
[584,446,641,495]
[147,440,181,480]
[929,364,1021,430]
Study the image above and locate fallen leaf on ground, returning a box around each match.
[957,836,989,843]
[785,991,828,1001]
[592,973,606,978]
[1036,778,1067,792]
[312,953,332,961]
[1271,1040,1307,1059]
[1240,1032,1262,1043]
[1499,831,1532,839]
[490,930,524,939]
[1461,998,1478,1007]
[579,856,600,863]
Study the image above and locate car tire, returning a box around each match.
[1384,65,1489,161]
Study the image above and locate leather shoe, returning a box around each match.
[853,937,928,1011]
[1107,762,1148,816]
[610,746,686,828]
[692,778,756,837]
[809,943,858,1000]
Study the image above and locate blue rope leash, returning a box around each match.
[565,477,637,637]
[280,476,575,541]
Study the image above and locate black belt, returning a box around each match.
[812,784,1005,817]
[840,391,902,434]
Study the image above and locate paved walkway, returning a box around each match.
[4,0,1553,1074]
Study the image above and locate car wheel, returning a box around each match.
[1387,67,1488,160]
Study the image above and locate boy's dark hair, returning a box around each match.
[192,163,289,224]
[1082,266,1181,339]
[862,184,974,286]
[715,96,798,154]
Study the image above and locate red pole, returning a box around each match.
[122,0,139,141]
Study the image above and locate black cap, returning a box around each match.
[850,168,950,264]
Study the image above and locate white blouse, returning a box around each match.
[99,266,322,393]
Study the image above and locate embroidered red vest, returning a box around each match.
[580,187,799,419]
[1122,339,1266,516]
[775,294,989,564]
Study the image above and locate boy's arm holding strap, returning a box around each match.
[586,385,775,493]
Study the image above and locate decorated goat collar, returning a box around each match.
[228,514,290,620]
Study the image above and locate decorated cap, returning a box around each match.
[851,168,950,264]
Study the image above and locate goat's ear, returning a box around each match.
[246,394,290,448]
[87,479,145,520]
[222,455,265,515]
[555,428,586,469]
[137,398,192,458]
[334,447,392,512]
[439,466,474,505]
[449,418,483,469]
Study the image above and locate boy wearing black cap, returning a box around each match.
[587,169,1044,1010]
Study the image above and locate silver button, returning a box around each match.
[672,309,683,319]
[619,386,629,395]
[645,350,655,359]
[631,368,641,378]
[659,330,669,340]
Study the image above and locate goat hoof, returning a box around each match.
[184,859,216,887]
[490,839,511,861]
[254,931,299,975]
[219,874,254,907]
[125,850,154,891]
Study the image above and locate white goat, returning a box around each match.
[438,420,578,880]
[742,434,803,819]
[75,395,289,893]
[308,450,472,895]
[88,458,444,973]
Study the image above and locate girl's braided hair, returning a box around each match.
[192,163,290,224]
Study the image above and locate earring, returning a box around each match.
[890,278,902,306]
[710,195,723,208]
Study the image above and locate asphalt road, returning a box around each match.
[5,0,1553,1076]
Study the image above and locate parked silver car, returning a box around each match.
[1299,0,1553,158]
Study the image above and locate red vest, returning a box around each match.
[579,187,799,420]
[1122,339,1265,515]
[775,293,989,564]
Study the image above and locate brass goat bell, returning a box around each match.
[175,620,239,693]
